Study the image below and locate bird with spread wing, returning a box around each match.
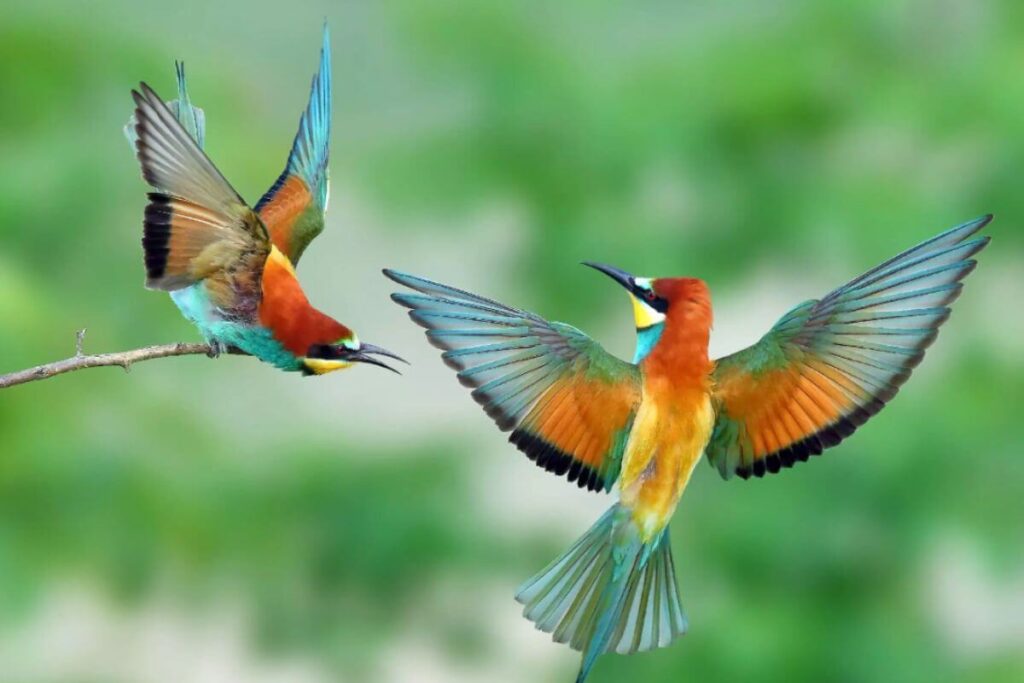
[386,215,991,682]
[124,25,402,375]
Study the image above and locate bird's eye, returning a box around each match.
[644,290,656,301]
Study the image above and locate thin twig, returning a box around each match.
[0,330,244,390]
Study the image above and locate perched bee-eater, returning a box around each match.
[386,215,991,682]
[125,26,402,374]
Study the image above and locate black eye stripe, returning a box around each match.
[647,294,669,314]
[307,343,341,359]
[631,282,668,313]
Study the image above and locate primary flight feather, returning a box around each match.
[385,214,991,682]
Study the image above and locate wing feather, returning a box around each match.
[256,24,332,265]
[708,215,991,479]
[386,270,642,492]
[131,83,269,316]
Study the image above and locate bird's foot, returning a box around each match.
[206,341,227,359]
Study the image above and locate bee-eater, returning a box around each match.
[385,214,991,682]
[125,26,402,375]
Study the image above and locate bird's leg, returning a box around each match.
[206,340,227,359]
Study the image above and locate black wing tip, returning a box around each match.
[509,429,606,493]
[141,194,173,281]
[733,404,889,480]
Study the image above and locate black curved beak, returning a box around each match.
[342,343,408,374]
[583,261,636,292]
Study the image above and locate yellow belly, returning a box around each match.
[618,384,714,541]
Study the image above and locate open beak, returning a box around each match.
[583,261,636,292]
[342,343,408,374]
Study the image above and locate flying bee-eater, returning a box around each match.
[125,25,403,375]
[385,214,991,682]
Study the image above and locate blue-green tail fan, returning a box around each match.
[515,504,688,683]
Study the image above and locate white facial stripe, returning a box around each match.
[634,277,654,291]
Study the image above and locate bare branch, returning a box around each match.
[0,330,245,390]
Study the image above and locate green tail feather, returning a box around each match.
[124,61,205,148]
[515,504,688,683]
[167,61,205,147]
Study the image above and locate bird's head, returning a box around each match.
[301,336,407,375]
[583,262,711,362]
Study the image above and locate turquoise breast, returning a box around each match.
[167,286,303,372]
[633,323,665,363]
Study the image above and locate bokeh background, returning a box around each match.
[1,1,1022,682]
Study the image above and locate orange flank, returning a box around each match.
[258,247,350,355]
[259,175,312,256]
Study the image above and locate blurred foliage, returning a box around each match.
[0,1,1022,682]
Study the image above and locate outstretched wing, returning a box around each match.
[386,270,642,492]
[131,83,269,318]
[708,215,991,480]
[255,24,332,265]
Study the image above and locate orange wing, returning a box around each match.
[708,215,991,479]
[510,369,639,491]
[131,83,269,317]
[387,270,642,492]
[255,25,331,265]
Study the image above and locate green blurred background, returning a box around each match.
[0,1,1022,681]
